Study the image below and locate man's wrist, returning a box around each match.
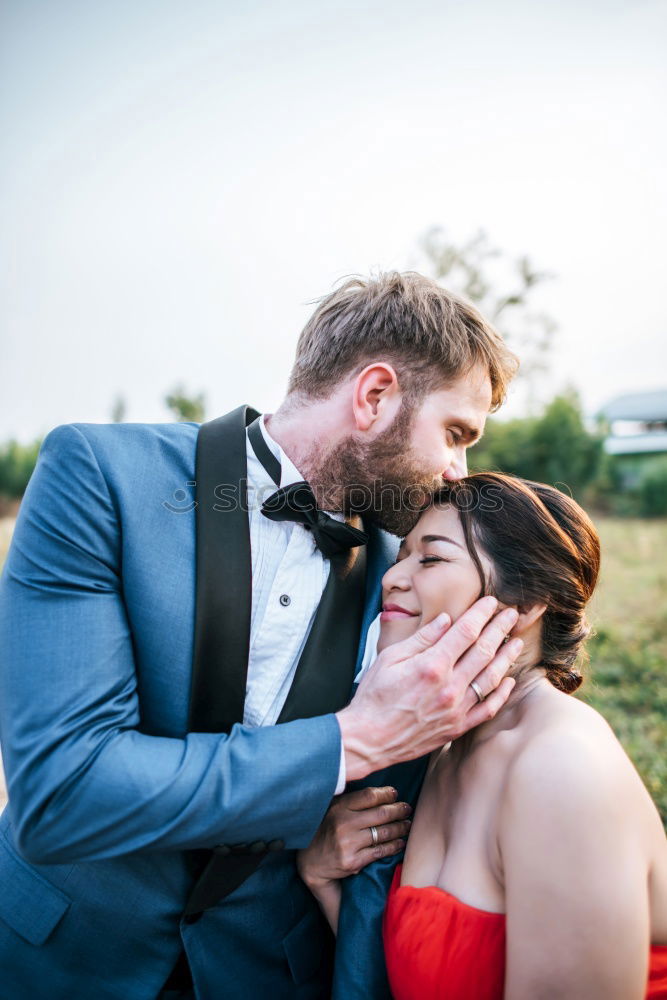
[335,706,382,782]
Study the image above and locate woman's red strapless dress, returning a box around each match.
[383,863,667,999]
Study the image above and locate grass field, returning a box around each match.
[0,516,665,824]
[582,517,667,827]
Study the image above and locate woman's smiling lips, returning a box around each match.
[380,603,420,622]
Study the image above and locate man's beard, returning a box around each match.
[305,401,445,537]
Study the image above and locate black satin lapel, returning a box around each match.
[278,521,367,725]
[188,404,259,733]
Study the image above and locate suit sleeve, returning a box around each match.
[0,424,340,865]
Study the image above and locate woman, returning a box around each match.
[297,473,667,999]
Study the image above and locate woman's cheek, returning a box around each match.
[449,584,485,623]
[417,576,446,622]
[418,571,475,625]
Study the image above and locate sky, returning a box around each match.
[1,0,666,441]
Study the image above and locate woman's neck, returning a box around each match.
[467,666,553,750]
[463,619,553,747]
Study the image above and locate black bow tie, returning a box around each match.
[261,482,368,558]
[248,417,368,560]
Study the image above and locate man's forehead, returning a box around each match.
[430,368,493,410]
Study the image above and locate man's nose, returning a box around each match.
[443,450,468,482]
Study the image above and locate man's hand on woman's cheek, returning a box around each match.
[336,596,522,781]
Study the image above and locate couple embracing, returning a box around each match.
[0,272,665,999]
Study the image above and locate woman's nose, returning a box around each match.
[382,562,411,591]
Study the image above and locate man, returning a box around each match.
[0,272,518,999]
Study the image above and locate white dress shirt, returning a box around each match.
[244,415,347,794]
[354,612,382,684]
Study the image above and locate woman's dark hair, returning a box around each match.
[434,473,601,693]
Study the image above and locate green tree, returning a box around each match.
[638,458,667,517]
[0,440,42,499]
[165,386,206,423]
[530,392,603,497]
[469,414,539,480]
[470,392,603,499]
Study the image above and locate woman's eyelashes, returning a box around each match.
[419,555,452,566]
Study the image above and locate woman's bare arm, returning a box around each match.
[501,726,650,1000]
[297,785,411,933]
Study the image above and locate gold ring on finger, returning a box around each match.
[369,825,379,847]
[470,679,485,704]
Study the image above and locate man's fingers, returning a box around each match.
[452,608,520,687]
[380,611,451,666]
[457,636,523,715]
[462,676,516,730]
[459,635,523,707]
[417,596,500,670]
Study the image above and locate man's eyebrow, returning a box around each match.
[453,420,482,443]
[420,534,464,550]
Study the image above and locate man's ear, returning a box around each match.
[513,603,548,635]
[352,363,401,431]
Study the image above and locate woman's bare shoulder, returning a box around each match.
[502,688,661,839]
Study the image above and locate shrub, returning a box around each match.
[638,458,667,517]
[0,440,41,500]
[470,392,603,499]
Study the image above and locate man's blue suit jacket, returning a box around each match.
[0,419,425,999]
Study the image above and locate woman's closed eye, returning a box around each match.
[419,555,452,565]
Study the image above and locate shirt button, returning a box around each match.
[279,594,291,607]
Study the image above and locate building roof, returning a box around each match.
[604,432,667,456]
[600,389,667,423]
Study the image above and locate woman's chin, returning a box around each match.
[377,617,421,652]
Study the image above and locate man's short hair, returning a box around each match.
[288,271,518,411]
